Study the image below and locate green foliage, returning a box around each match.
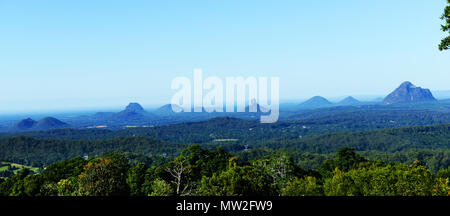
[258,124,450,154]
[141,166,158,195]
[319,148,367,179]
[323,163,436,196]
[78,157,129,196]
[0,136,187,167]
[439,0,450,51]
[0,162,39,178]
[0,169,14,178]
[181,145,231,181]
[56,177,78,196]
[359,149,450,173]
[237,148,330,171]
[39,182,58,196]
[0,168,33,196]
[197,163,276,196]
[252,153,305,192]
[22,174,43,196]
[149,179,173,196]
[7,107,450,154]
[4,119,450,170]
[126,163,147,196]
[1,145,450,197]
[433,178,450,196]
[281,176,323,196]
[41,157,88,183]
[437,168,450,179]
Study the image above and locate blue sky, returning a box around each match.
[0,0,449,113]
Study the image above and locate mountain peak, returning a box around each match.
[34,117,70,130]
[109,102,152,122]
[298,96,333,109]
[399,81,416,88]
[124,102,145,113]
[9,117,69,132]
[154,104,183,115]
[310,96,328,100]
[382,82,436,105]
[11,118,37,131]
[245,100,269,113]
[338,96,361,106]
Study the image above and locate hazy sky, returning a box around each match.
[1,0,449,113]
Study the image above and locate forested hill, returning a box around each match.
[0,136,189,167]
[255,124,450,153]
[0,117,309,143]
[1,123,450,168]
[3,109,450,144]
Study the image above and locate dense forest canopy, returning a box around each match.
[1,122,450,171]
[1,146,449,196]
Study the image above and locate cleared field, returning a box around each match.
[0,162,39,174]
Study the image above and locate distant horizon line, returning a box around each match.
[2,96,450,117]
[1,88,450,115]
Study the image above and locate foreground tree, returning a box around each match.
[56,177,78,196]
[319,147,367,179]
[41,157,88,183]
[433,178,450,196]
[323,163,436,196]
[165,156,192,196]
[439,0,450,50]
[126,163,147,196]
[281,176,323,196]
[78,157,129,196]
[197,159,276,196]
[0,168,32,196]
[149,179,173,196]
[181,145,231,181]
[252,154,304,193]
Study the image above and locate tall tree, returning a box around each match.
[252,154,304,192]
[78,158,129,196]
[165,156,192,196]
[319,147,367,178]
[197,163,276,196]
[126,163,147,196]
[439,0,450,51]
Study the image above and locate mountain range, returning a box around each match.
[9,117,70,132]
[3,81,444,132]
[296,81,437,108]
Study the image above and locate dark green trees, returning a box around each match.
[252,154,305,193]
[281,176,323,196]
[1,146,450,196]
[323,163,436,196]
[41,157,88,183]
[319,147,367,178]
[126,163,147,196]
[197,163,276,196]
[439,0,450,50]
[161,145,232,196]
[0,168,43,196]
[78,155,129,196]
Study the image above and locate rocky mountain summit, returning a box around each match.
[382,81,436,105]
